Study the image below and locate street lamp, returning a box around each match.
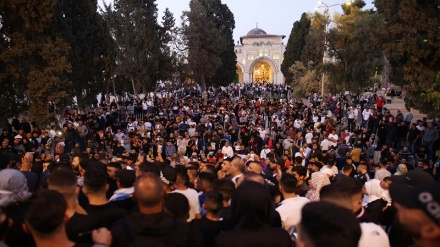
[315,0,352,97]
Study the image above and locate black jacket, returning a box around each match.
[111,211,190,247]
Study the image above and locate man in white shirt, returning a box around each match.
[327,129,339,149]
[362,107,371,126]
[260,144,271,160]
[172,171,201,222]
[221,141,234,158]
[294,118,303,130]
[320,136,330,151]
[276,173,309,235]
[305,129,313,145]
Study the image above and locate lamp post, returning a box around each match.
[315,0,352,97]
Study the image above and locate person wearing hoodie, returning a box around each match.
[111,172,191,247]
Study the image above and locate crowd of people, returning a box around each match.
[0,82,439,247]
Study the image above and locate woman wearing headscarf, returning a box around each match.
[0,169,33,247]
[394,164,408,175]
[305,172,330,202]
[214,181,292,247]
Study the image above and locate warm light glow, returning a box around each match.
[346,0,352,5]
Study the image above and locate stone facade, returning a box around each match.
[235,28,286,84]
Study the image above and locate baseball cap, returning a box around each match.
[115,170,136,188]
[390,182,440,226]
[390,170,435,186]
[14,135,22,139]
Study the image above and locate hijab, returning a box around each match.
[394,164,407,175]
[305,172,330,202]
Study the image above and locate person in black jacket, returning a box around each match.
[111,172,191,247]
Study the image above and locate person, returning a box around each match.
[24,190,112,247]
[305,172,330,202]
[291,166,310,196]
[390,182,440,247]
[194,190,231,247]
[363,177,392,224]
[172,168,201,222]
[320,180,390,247]
[111,173,191,247]
[276,173,309,235]
[229,157,246,184]
[354,161,371,185]
[296,201,362,247]
[0,169,33,247]
[82,162,128,228]
[374,159,392,181]
[394,164,408,175]
[47,168,101,244]
[108,169,136,212]
[214,181,292,247]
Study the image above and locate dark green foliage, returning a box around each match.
[282,13,311,85]
[375,0,440,116]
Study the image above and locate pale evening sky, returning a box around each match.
[99,0,375,43]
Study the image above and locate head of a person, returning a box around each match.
[231,181,273,230]
[82,162,108,196]
[291,166,308,183]
[24,190,67,238]
[296,201,362,247]
[164,192,189,221]
[203,190,223,215]
[279,173,297,195]
[321,176,363,213]
[48,168,77,199]
[214,179,235,205]
[390,182,440,245]
[0,169,32,208]
[229,157,245,176]
[246,161,263,175]
[380,177,392,190]
[134,172,164,210]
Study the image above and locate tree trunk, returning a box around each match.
[131,76,138,97]
[381,52,390,90]
[199,73,207,92]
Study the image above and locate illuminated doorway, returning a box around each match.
[252,61,273,83]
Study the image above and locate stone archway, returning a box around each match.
[236,64,244,83]
[250,58,277,84]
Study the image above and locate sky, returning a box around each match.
[100,0,375,43]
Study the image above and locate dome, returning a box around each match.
[246,28,267,36]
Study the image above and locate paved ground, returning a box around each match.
[384,97,427,122]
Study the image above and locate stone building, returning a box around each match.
[235,27,286,84]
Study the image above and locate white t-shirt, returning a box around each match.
[305,132,313,144]
[221,146,234,158]
[328,133,338,148]
[276,196,310,235]
[320,139,330,151]
[172,188,200,222]
[358,223,390,247]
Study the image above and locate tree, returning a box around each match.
[300,12,325,66]
[55,0,112,109]
[184,0,226,91]
[157,8,177,83]
[375,0,440,115]
[326,2,384,93]
[104,0,162,96]
[0,0,72,126]
[205,0,236,87]
[282,13,311,84]
[288,61,321,98]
